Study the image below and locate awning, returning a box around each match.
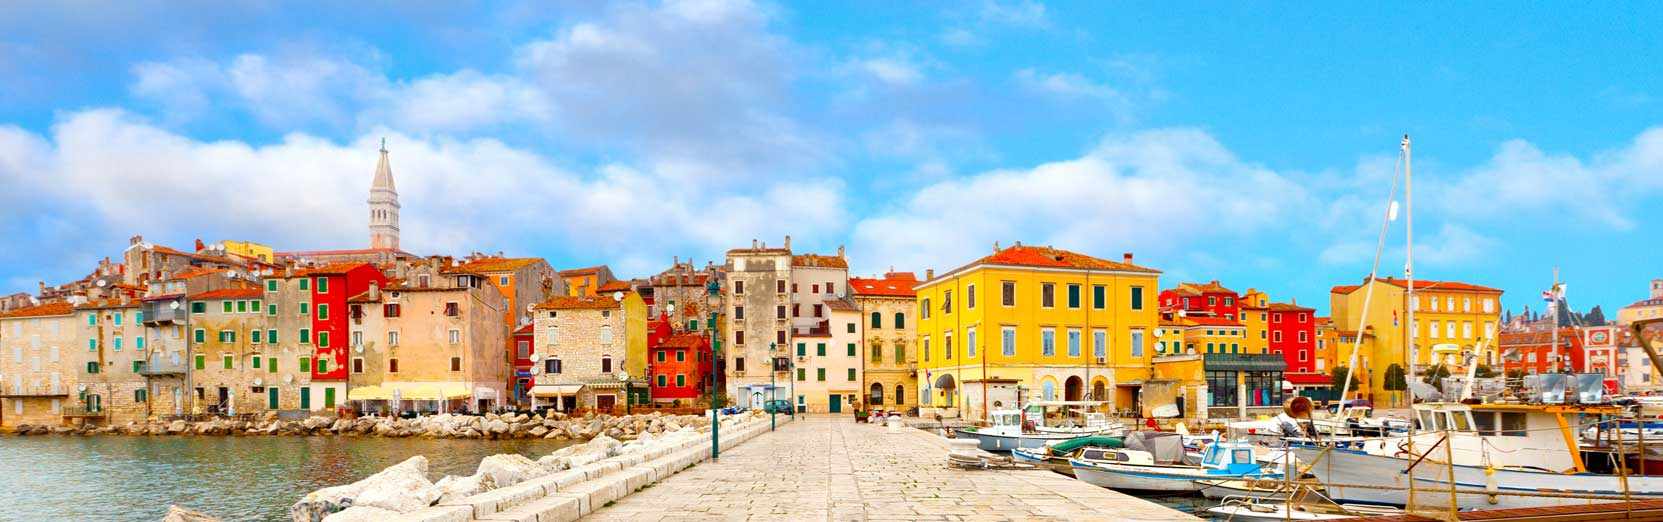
[530,384,584,397]
[442,384,471,399]
[405,386,442,401]
[1285,372,1333,386]
[348,385,387,401]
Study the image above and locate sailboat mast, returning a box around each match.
[1551,268,1560,373]
[1404,134,1416,401]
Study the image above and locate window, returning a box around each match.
[942,291,952,313]
[776,280,786,293]
[1002,281,1016,306]
[600,325,613,344]
[267,329,278,344]
[1067,329,1081,357]
[85,361,100,374]
[734,330,744,345]
[545,359,561,374]
[268,304,277,315]
[1130,287,1144,310]
[222,354,234,369]
[221,301,233,313]
[444,302,460,316]
[1093,285,1106,309]
[1462,321,1472,338]
[113,336,122,351]
[847,368,856,381]
[677,374,687,387]
[1041,283,1056,308]
[894,312,905,329]
[967,327,977,358]
[871,312,881,328]
[1130,329,1145,357]
[450,357,461,372]
[677,350,687,362]
[135,336,144,349]
[390,358,401,373]
[776,305,786,319]
[944,332,953,359]
[353,358,364,373]
[266,280,278,292]
[601,356,613,373]
[191,302,206,314]
[816,343,826,356]
[845,321,855,333]
[315,277,329,293]
[1093,329,1107,360]
[966,285,976,309]
[812,284,820,294]
[218,330,235,343]
[449,329,461,344]
[797,368,806,381]
[383,303,400,317]
[195,354,206,370]
[1273,331,1283,342]
[251,330,262,344]
[776,330,785,345]
[299,279,309,291]
[1272,313,1282,323]
[734,280,744,294]
[895,342,905,364]
[1068,284,1081,308]
[847,343,856,357]
[317,304,329,320]
[135,388,147,402]
[1207,370,1238,406]
[1298,350,1308,362]
[1299,331,1309,343]
[1483,298,1495,313]
[299,302,309,316]
[1445,321,1456,338]
[657,375,667,387]
[922,337,930,362]
[268,358,277,373]
[1002,327,1016,357]
[921,298,931,319]
[736,357,746,372]
[1042,329,1056,356]
[318,331,329,347]
[816,368,826,381]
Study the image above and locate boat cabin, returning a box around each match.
[1408,402,1623,473]
[1199,441,1267,473]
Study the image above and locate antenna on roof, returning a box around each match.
[380,137,387,152]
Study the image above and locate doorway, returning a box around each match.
[300,388,312,410]
[596,394,617,412]
[268,388,279,410]
[829,394,842,413]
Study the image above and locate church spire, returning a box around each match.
[369,138,401,250]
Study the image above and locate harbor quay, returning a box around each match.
[586,415,1195,521]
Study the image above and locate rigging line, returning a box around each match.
[1337,146,1404,418]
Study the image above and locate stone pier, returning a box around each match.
[586,415,1195,521]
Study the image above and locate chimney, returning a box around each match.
[784,235,792,250]
[926,269,935,280]
[130,235,143,246]
[1653,279,1663,299]
[837,245,845,258]
[1123,252,1134,264]
[673,255,679,267]
[194,238,205,251]
[993,241,1000,253]
[752,239,759,249]
[368,281,380,301]
[1014,240,1023,247]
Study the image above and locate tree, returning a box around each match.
[1329,366,1361,397]
[1421,364,1452,391]
[1474,364,1497,378]
[1383,364,1408,392]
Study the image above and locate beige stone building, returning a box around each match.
[1,302,79,427]
[790,297,863,414]
[185,284,316,415]
[724,239,793,408]
[346,272,510,413]
[75,299,148,424]
[1618,279,1663,326]
[851,272,919,413]
[530,292,648,412]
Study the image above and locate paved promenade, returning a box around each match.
[585,415,1195,521]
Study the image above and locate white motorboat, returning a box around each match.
[1204,494,1400,522]
[1071,433,1280,492]
[964,401,1124,452]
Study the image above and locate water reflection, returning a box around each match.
[0,436,573,521]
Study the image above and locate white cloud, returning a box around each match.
[850,128,1309,274]
[1015,68,1120,101]
[1432,127,1663,230]
[856,58,924,86]
[979,0,1048,28]
[0,109,847,280]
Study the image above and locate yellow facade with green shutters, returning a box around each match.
[913,245,1161,420]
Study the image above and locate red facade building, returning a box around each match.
[1268,302,1318,373]
[1499,328,1584,375]
[298,263,387,384]
[1159,281,1242,320]
[513,323,535,402]
[649,330,711,403]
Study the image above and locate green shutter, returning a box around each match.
[223,301,233,313]
[132,361,143,373]
[252,356,261,369]
[797,343,805,356]
[268,304,277,315]
[848,368,856,381]
[847,343,855,356]
[324,387,335,408]
[194,354,205,370]
[268,329,278,343]
[299,357,310,373]
[816,368,826,381]
[816,343,826,356]
[236,300,247,313]
[796,368,805,381]
[268,358,278,373]
[223,355,232,369]
[267,280,277,292]
[192,302,205,314]
[300,388,311,409]
[300,329,311,343]
[299,279,309,291]
[268,388,279,409]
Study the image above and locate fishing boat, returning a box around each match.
[1010,435,1124,475]
[1196,477,1302,500]
[1204,491,1401,522]
[962,401,1124,452]
[1070,432,1280,492]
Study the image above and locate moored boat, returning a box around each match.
[1071,432,1280,492]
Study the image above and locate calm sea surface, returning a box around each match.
[0,435,573,522]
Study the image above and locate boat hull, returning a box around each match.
[973,431,1086,452]
[1293,445,1663,509]
[1071,461,1278,493]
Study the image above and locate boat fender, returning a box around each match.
[1484,466,1499,504]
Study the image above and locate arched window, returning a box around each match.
[1042,380,1056,401]
[601,356,613,374]
[894,312,905,329]
[895,384,905,405]
[869,383,885,405]
[870,311,882,328]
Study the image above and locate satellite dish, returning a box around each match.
[78,384,87,392]
[615,371,629,382]
[253,378,263,387]
[284,374,295,384]
[354,345,364,354]
[612,291,625,302]
[530,366,542,375]
[526,303,536,313]
[529,353,542,363]
[96,280,107,288]
[169,301,181,310]
[225,270,237,279]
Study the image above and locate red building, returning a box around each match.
[296,263,388,408]
[649,330,711,403]
[512,323,535,402]
[1268,302,1318,372]
[1499,328,1584,375]
[1159,280,1242,320]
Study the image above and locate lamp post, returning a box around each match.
[705,279,721,460]
[769,342,777,431]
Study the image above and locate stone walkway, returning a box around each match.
[585,415,1195,521]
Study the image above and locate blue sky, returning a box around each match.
[1,1,1660,316]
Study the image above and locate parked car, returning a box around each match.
[762,400,795,415]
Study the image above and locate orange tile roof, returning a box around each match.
[294,262,373,276]
[189,287,264,300]
[1,302,75,318]
[514,323,535,335]
[967,245,1159,274]
[850,273,919,297]
[558,265,607,277]
[792,254,848,269]
[1170,280,1236,296]
[456,257,544,273]
[534,295,622,310]
[597,280,633,293]
[76,299,139,310]
[167,266,224,281]
[826,297,860,312]
[1331,276,1502,295]
[658,333,707,349]
[1267,302,1314,312]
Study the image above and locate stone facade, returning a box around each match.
[75,300,149,424]
[187,285,316,415]
[531,292,647,411]
[0,303,79,427]
[723,240,793,407]
[347,273,510,413]
[850,272,919,413]
[791,297,862,414]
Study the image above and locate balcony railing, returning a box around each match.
[139,353,189,376]
[141,301,185,325]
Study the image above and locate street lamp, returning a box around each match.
[769,342,777,431]
[705,279,721,460]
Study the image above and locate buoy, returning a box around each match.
[1484,465,1500,504]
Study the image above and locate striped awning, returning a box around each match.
[530,384,584,397]
[348,385,387,401]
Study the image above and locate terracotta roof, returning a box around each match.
[1181,316,1243,328]
[1,302,75,318]
[950,245,1160,278]
[514,323,534,335]
[456,257,544,273]
[850,273,919,297]
[1267,302,1314,312]
[189,287,264,300]
[597,280,633,293]
[792,254,848,269]
[293,262,375,276]
[1628,297,1663,308]
[347,290,380,303]
[659,333,706,349]
[1315,317,1332,326]
[558,265,607,277]
[167,266,223,281]
[534,295,622,310]
[76,299,139,310]
[1170,280,1235,296]
[826,297,860,312]
[276,247,410,257]
[1331,276,1503,295]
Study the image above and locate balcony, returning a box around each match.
[139,353,189,376]
[0,385,69,398]
[141,300,185,325]
[62,405,106,418]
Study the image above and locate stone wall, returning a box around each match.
[1,312,80,428]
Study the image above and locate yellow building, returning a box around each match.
[1313,317,1338,373]
[1239,289,1270,354]
[915,244,1161,421]
[220,240,274,263]
[1329,277,1502,405]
